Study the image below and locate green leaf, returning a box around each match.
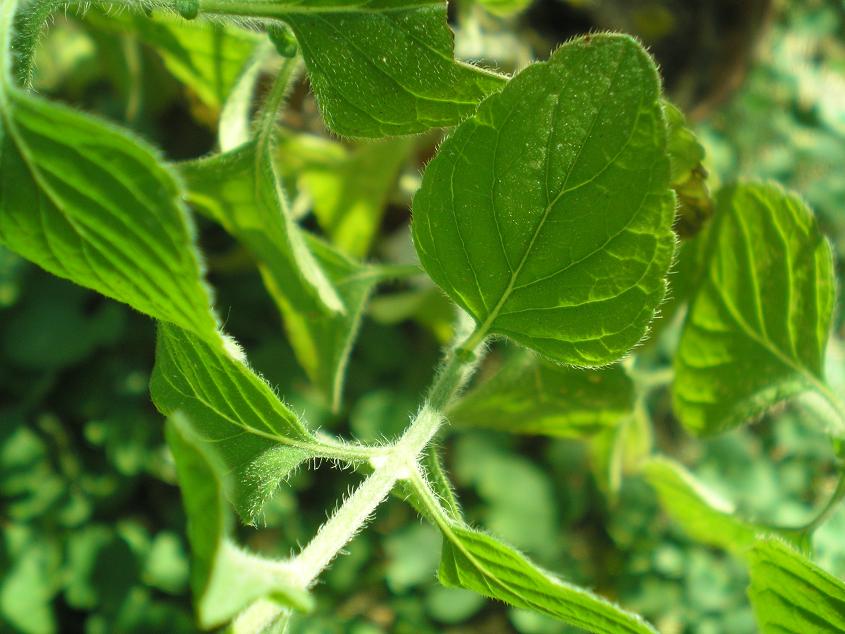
[266,1,505,137]
[151,323,355,521]
[182,141,344,316]
[748,537,845,633]
[86,10,260,111]
[0,86,220,342]
[449,351,634,437]
[165,412,313,629]
[673,182,837,435]
[643,457,803,556]
[412,34,675,365]
[182,146,387,409]
[277,134,414,257]
[438,524,657,634]
[408,472,656,633]
[262,236,387,411]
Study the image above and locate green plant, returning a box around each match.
[1,1,844,633]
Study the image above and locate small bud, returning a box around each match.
[268,24,298,58]
[175,0,199,20]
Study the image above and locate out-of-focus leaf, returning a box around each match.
[450,351,634,437]
[86,10,260,111]
[278,134,414,257]
[748,537,845,633]
[182,144,385,410]
[643,457,804,556]
[664,101,713,238]
[673,182,838,435]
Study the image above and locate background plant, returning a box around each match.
[2,1,845,633]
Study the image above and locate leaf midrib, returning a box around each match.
[469,48,633,344]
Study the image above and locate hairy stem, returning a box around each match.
[290,327,485,586]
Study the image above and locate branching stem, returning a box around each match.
[290,326,485,587]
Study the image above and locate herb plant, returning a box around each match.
[1,1,844,633]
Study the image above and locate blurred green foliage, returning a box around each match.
[3,1,845,633]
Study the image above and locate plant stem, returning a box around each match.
[290,327,485,586]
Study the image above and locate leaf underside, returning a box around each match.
[151,323,317,522]
[0,88,219,342]
[748,537,845,634]
[673,182,835,435]
[438,523,658,634]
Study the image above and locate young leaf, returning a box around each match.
[449,351,634,437]
[165,412,313,629]
[438,524,657,634]
[408,471,657,634]
[412,34,676,366]
[182,147,379,409]
[181,141,343,315]
[673,182,837,435]
[748,537,845,634]
[266,1,506,137]
[0,87,219,343]
[151,323,362,522]
[643,457,803,556]
[86,10,260,111]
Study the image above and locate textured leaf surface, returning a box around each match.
[412,34,675,365]
[88,11,260,110]
[449,351,633,437]
[748,537,845,634]
[643,457,802,556]
[166,413,312,629]
[673,183,836,434]
[0,87,219,342]
[438,524,657,634]
[182,147,377,409]
[265,1,505,137]
[151,324,323,521]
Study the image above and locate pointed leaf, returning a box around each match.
[0,87,220,342]
[673,182,837,435]
[181,141,343,314]
[748,537,845,634]
[152,323,330,521]
[412,34,675,365]
[438,523,657,634]
[449,351,634,437]
[643,457,803,556]
[182,146,378,409]
[166,413,312,629]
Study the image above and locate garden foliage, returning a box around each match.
[1,1,844,632]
